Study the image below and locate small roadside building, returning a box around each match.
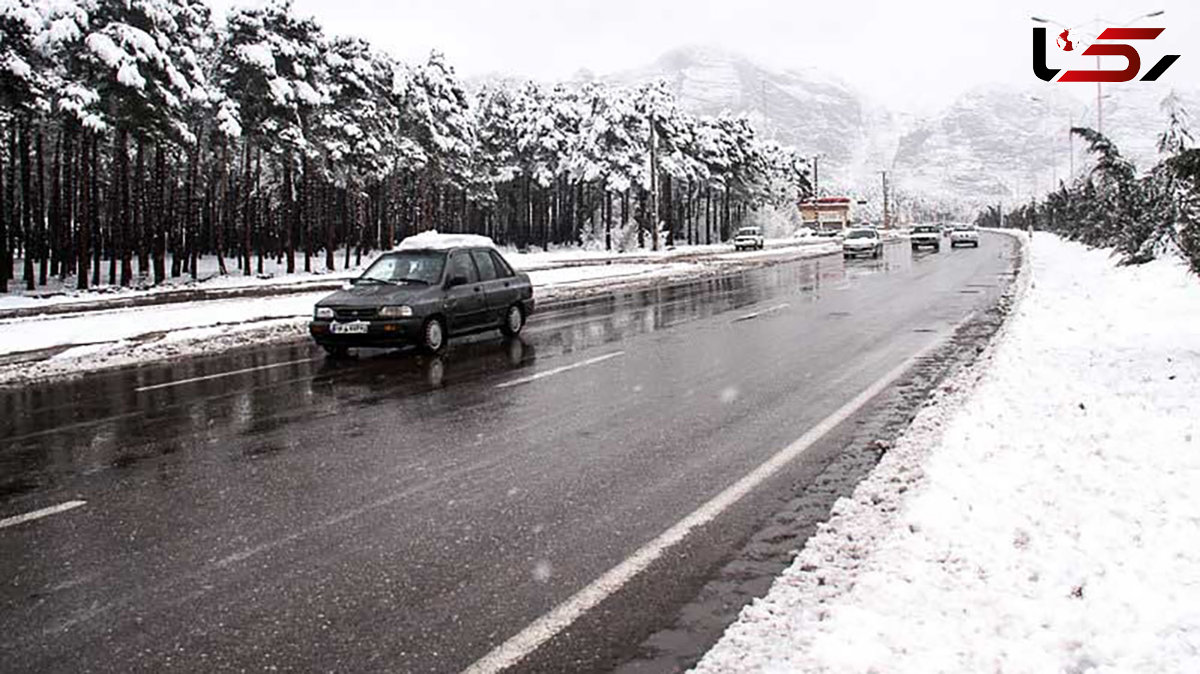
[799,197,853,232]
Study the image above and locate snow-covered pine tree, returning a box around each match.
[400,52,475,235]
[216,0,328,271]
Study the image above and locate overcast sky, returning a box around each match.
[207,0,1198,113]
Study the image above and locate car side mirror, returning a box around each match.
[447,275,469,288]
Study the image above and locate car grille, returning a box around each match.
[333,307,377,321]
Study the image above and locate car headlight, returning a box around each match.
[379,305,414,318]
[315,307,334,320]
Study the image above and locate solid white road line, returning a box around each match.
[495,351,625,389]
[462,339,942,674]
[735,303,790,322]
[0,500,87,530]
[135,358,318,393]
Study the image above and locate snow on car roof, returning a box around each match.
[396,230,498,251]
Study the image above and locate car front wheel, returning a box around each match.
[501,304,525,336]
[422,317,446,354]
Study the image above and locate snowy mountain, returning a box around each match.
[608,46,896,192]
[893,84,1200,205]
[607,46,1200,208]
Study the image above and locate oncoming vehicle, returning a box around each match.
[950,224,980,248]
[733,227,765,251]
[309,236,535,357]
[842,228,883,259]
[910,225,941,252]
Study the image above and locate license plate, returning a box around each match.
[331,321,369,335]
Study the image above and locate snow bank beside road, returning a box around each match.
[696,233,1200,673]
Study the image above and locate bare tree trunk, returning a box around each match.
[117,129,133,285]
[62,124,76,279]
[325,180,335,270]
[253,148,263,275]
[49,131,62,279]
[90,136,100,287]
[185,145,198,279]
[152,141,166,284]
[213,144,228,275]
[20,120,35,290]
[240,143,252,276]
[0,122,6,293]
[34,125,46,286]
[74,133,88,290]
[134,137,147,279]
[663,172,674,247]
[705,185,712,245]
[604,187,612,251]
[343,185,352,270]
[3,124,14,289]
[303,155,312,272]
[284,152,295,274]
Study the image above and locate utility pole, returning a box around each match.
[1069,110,1074,181]
[649,112,660,252]
[880,170,889,229]
[812,155,820,197]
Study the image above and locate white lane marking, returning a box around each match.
[495,351,625,389]
[0,500,87,530]
[135,358,318,393]
[734,303,790,322]
[463,339,943,674]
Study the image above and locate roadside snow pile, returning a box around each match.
[396,230,497,251]
[695,232,1200,674]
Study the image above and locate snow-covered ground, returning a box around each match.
[694,233,1200,673]
[0,238,839,385]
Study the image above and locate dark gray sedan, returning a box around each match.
[309,246,535,356]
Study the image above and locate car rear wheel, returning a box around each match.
[501,304,525,336]
[422,317,446,354]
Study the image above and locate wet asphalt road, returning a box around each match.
[1,234,1019,673]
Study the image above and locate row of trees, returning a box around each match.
[0,0,813,293]
[979,93,1200,275]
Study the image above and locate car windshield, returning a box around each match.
[358,251,447,285]
[955,226,975,231]
[846,230,876,239]
[915,226,938,233]
[737,228,760,236]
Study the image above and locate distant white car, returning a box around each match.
[792,227,816,238]
[842,228,883,259]
[950,225,980,248]
[910,225,941,252]
[733,227,765,251]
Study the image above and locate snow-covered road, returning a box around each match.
[695,233,1200,673]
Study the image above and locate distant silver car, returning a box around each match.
[950,225,980,248]
[733,227,765,250]
[842,228,883,259]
